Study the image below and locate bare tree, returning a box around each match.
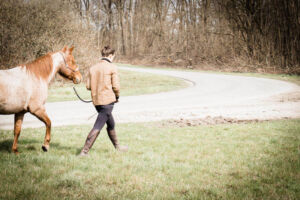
[1,0,299,73]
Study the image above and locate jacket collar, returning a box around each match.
[101,57,112,63]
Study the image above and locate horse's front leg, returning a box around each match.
[12,112,25,154]
[31,108,51,152]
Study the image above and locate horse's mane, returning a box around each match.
[24,53,53,80]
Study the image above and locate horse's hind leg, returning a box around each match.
[31,108,51,152]
[12,112,25,154]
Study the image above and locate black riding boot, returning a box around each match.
[80,129,100,156]
[107,129,128,152]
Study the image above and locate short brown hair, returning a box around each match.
[101,45,115,57]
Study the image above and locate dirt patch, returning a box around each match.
[271,91,300,102]
[160,116,275,127]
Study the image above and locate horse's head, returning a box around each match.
[58,46,82,84]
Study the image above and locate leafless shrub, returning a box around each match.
[0,0,98,71]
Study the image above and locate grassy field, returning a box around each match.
[48,69,188,102]
[117,63,300,85]
[48,64,299,103]
[0,119,299,200]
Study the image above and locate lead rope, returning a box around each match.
[73,86,92,103]
[73,86,96,120]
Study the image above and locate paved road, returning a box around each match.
[1,66,299,129]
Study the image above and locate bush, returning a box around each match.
[0,0,98,71]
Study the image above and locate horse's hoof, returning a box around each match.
[42,145,48,152]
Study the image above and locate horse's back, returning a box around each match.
[0,67,32,114]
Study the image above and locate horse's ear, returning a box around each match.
[62,46,68,52]
[68,46,75,54]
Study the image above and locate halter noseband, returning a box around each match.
[59,52,79,72]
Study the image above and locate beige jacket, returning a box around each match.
[86,60,120,105]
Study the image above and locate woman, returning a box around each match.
[80,46,128,156]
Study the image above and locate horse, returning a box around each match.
[0,46,82,154]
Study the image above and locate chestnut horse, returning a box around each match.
[0,46,82,154]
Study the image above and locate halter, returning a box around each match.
[59,52,79,72]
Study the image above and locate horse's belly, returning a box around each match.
[0,69,31,114]
[0,87,28,114]
[0,101,25,114]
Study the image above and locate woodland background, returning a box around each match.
[0,0,299,74]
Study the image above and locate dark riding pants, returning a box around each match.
[93,103,115,131]
[81,103,115,153]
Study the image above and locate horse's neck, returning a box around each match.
[48,52,63,83]
[25,52,62,84]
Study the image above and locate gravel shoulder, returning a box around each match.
[1,66,299,129]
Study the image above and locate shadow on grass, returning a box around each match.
[75,148,82,155]
[0,139,41,152]
[0,138,78,153]
[49,142,79,152]
[0,139,12,152]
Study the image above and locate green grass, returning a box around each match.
[48,69,188,102]
[118,63,300,85]
[0,119,299,199]
[48,64,300,102]
[229,72,300,85]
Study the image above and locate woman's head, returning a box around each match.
[101,46,115,62]
[101,45,115,60]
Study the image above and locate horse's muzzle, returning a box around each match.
[74,76,82,84]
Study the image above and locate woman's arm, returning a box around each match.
[86,70,91,90]
[111,67,120,97]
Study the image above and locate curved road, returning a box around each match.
[0,66,299,129]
